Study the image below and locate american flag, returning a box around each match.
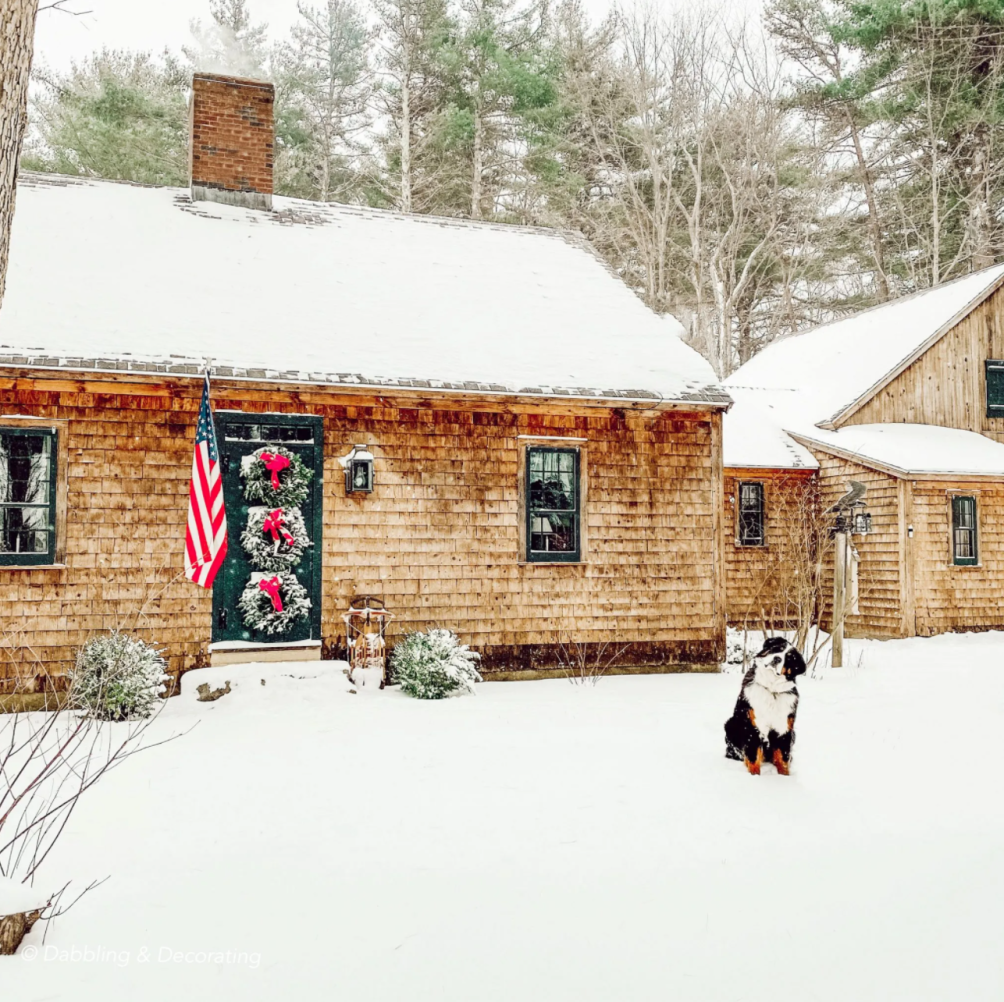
[185,374,227,588]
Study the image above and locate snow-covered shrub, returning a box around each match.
[70,632,169,721]
[724,629,748,670]
[390,629,482,699]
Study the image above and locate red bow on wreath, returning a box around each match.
[258,575,284,612]
[259,452,291,490]
[262,508,295,546]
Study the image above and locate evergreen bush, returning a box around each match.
[390,629,482,699]
[70,632,169,721]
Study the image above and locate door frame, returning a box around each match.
[212,411,324,643]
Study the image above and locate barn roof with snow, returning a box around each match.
[790,423,1004,479]
[0,173,727,407]
[726,263,1004,431]
[723,263,1004,472]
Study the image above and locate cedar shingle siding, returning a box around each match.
[0,377,725,690]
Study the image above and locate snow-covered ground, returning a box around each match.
[4,633,1003,1001]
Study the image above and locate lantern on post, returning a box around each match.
[827,481,871,668]
[341,444,374,494]
[342,596,393,688]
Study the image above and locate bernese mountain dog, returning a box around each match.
[724,637,806,775]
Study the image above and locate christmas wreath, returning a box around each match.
[241,446,313,508]
[240,505,310,572]
[237,572,312,635]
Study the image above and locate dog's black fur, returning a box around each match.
[724,637,806,775]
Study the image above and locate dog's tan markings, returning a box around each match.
[744,747,763,776]
[772,749,790,776]
[748,708,757,728]
[787,715,795,731]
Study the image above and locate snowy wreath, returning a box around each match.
[241,445,313,508]
[237,572,312,635]
[241,505,310,572]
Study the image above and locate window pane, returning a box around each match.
[529,474,575,511]
[952,497,977,563]
[0,506,50,554]
[224,423,261,442]
[987,363,1004,409]
[0,433,51,505]
[530,512,576,553]
[527,449,579,558]
[957,499,975,529]
[738,482,764,545]
[954,529,973,558]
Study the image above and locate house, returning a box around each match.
[721,390,818,630]
[724,264,1004,638]
[0,73,731,691]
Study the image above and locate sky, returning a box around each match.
[32,0,637,73]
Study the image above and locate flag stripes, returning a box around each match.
[185,374,227,588]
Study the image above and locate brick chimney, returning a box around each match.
[189,73,274,210]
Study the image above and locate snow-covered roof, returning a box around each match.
[723,389,818,470]
[791,424,1004,478]
[725,264,1004,428]
[0,173,728,406]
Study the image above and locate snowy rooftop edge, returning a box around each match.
[0,352,731,405]
[789,424,1004,477]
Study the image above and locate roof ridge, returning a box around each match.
[18,169,578,241]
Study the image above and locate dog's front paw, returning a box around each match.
[744,748,764,775]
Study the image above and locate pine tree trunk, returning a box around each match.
[471,105,483,220]
[0,0,39,311]
[400,76,412,213]
[969,129,993,271]
[845,110,889,301]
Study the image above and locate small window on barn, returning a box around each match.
[0,428,58,565]
[986,361,1004,417]
[737,482,765,547]
[526,447,580,562]
[951,495,978,566]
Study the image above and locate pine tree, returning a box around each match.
[373,0,453,213]
[442,0,559,220]
[274,1,375,203]
[23,51,190,187]
[765,0,892,301]
[833,0,1004,284]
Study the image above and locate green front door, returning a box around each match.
[212,413,323,644]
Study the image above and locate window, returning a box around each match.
[987,361,1004,417]
[737,482,765,547]
[952,495,978,566]
[0,428,58,565]
[526,447,580,562]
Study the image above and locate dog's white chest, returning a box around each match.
[745,682,797,737]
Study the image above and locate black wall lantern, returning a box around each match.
[851,510,873,535]
[343,444,375,494]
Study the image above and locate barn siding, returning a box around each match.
[814,454,906,639]
[845,281,1004,440]
[911,481,1004,636]
[0,375,724,689]
[723,468,816,629]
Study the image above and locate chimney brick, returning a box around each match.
[190,73,274,211]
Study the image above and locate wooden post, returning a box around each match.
[833,530,847,668]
